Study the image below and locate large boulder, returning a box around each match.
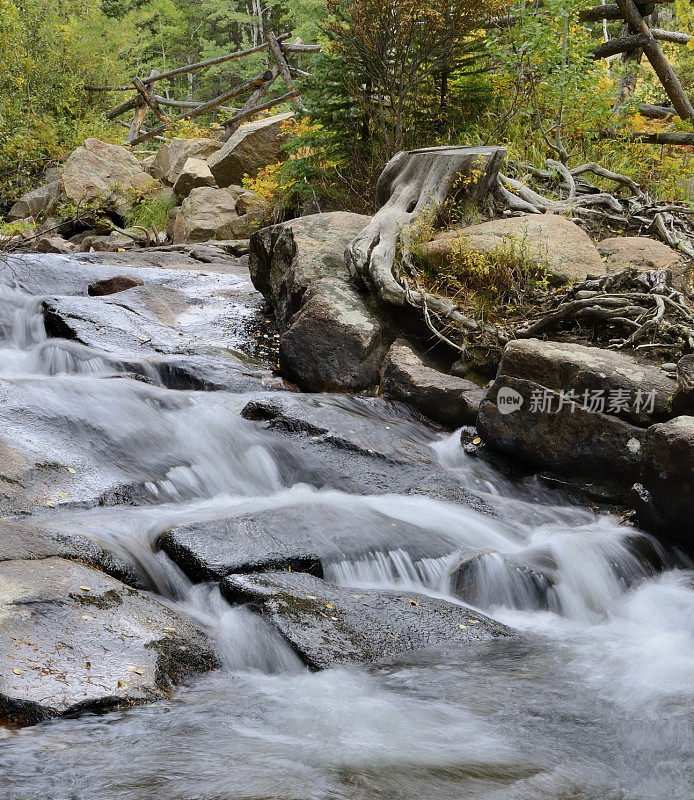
[172,157,216,199]
[172,186,264,243]
[0,557,216,725]
[249,212,394,392]
[381,339,485,428]
[220,571,513,669]
[419,214,605,285]
[597,236,682,271]
[477,339,677,480]
[8,180,61,221]
[150,137,222,185]
[279,278,392,391]
[249,212,372,329]
[61,138,159,214]
[641,416,694,547]
[672,355,694,416]
[208,113,294,188]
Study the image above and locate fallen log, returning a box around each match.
[638,103,677,118]
[579,1,673,22]
[128,70,274,146]
[592,33,649,59]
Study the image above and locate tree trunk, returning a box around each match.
[346,146,505,319]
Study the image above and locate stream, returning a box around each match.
[0,253,692,800]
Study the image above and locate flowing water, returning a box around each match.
[0,257,692,800]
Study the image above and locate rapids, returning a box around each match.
[0,255,691,800]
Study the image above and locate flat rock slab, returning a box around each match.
[241,392,438,465]
[220,571,513,669]
[0,557,216,725]
[0,520,143,588]
[160,505,455,582]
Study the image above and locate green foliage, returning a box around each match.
[124,191,177,229]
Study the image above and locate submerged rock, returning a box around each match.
[381,339,485,428]
[0,557,216,726]
[220,571,513,669]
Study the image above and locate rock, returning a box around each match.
[280,279,392,392]
[0,520,144,589]
[34,235,74,254]
[597,236,682,271]
[167,205,180,240]
[81,232,135,252]
[173,157,216,199]
[172,186,261,243]
[140,155,156,173]
[241,392,439,465]
[672,355,694,416]
[381,339,485,428]
[249,211,372,329]
[220,571,513,669]
[160,504,453,583]
[88,275,145,296]
[475,339,677,479]
[478,375,647,478]
[0,557,216,726]
[642,416,694,547]
[61,138,160,214]
[208,113,293,188]
[150,137,222,185]
[418,214,605,285]
[448,550,556,611]
[8,180,62,221]
[487,339,675,427]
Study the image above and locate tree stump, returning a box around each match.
[346,146,506,327]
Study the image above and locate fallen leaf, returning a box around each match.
[81,615,94,621]
[79,586,91,592]
[66,467,76,474]
[305,595,318,600]
[459,624,468,630]
[126,666,144,675]
[467,619,479,625]
[330,616,338,621]
[325,603,333,609]
[472,437,482,445]
[409,599,419,606]
[12,668,21,675]
[117,680,126,688]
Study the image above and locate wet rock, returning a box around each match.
[448,550,556,611]
[597,236,682,272]
[208,113,293,188]
[34,235,74,254]
[0,557,216,726]
[8,180,62,221]
[81,232,136,252]
[241,392,437,465]
[0,520,144,588]
[88,275,144,296]
[160,505,453,583]
[61,138,160,214]
[418,214,605,285]
[672,355,694,416]
[173,157,216,200]
[249,211,371,330]
[478,375,646,479]
[487,339,674,427]
[220,571,513,669]
[172,186,262,243]
[381,339,485,428]
[641,416,694,548]
[280,279,392,391]
[150,137,221,185]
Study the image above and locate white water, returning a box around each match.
[0,261,692,800]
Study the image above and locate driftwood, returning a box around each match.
[347,146,506,342]
[516,268,694,356]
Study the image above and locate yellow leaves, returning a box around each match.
[65,467,76,474]
[126,666,144,675]
[409,599,419,607]
[81,615,94,621]
[458,624,467,630]
[117,679,126,688]
[12,668,21,675]
[79,586,91,592]
[472,437,482,445]
[325,603,334,609]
